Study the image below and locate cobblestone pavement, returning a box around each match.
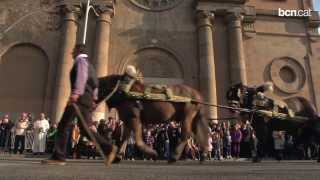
[0,157,320,180]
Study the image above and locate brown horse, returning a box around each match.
[97,75,209,162]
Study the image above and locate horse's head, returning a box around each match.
[97,74,122,104]
[97,74,146,106]
[226,82,275,110]
[226,83,250,109]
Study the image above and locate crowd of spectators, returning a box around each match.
[0,113,318,161]
[0,113,51,155]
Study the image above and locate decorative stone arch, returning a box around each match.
[284,96,314,113]
[0,43,49,115]
[118,46,184,85]
[269,57,306,94]
[129,0,184,12]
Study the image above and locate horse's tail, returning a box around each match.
[194,109,209,153]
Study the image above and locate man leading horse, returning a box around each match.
[42,44,116,166]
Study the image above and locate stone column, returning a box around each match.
[197,11,218,120]
[52,5,80,123]
[92,5,114,121]
[226,12,247,85]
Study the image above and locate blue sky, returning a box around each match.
[315,0,320,10]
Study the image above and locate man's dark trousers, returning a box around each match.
[51,92,112,160]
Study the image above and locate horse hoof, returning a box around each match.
[112,155,122,164]
[199,153,206,162]
[252,157,261,163]
[151,155,157,161]
[104,145,117,167]
[167,158,177,164]
[150,151,158,158]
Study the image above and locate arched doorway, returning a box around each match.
[0,43,49,118]
[124,47,184,85]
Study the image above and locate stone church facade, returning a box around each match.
[0,0,320,122]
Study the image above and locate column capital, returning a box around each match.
[58,4,82,22]
[56,0,82,13]
[226,11,243,22]
[225,12,243,28]
[196,10,214,28]
[94,0,115,17]
[197,10,214,19]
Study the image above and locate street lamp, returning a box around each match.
[82,0,99,45]
[82,0,92,44]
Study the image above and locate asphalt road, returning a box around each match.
[0,158,320,180]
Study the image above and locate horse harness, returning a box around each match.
[118,74,191,103]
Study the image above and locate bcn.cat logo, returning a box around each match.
[278,8,312,17]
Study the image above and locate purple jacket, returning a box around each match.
[72,54,98,99]
[231,129,242,143]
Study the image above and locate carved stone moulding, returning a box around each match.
[308,10,320,28]
[269,57,306,94]
[284,96,310,113]
[129,0,183,11]
[197,0,248,4]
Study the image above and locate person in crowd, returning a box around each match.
[126,131,136,160]
[87,140,96,159]
[212,130,222,160]
[184,136,199,160]
[250,131,259,161]
[71,120,81,159]
[164,125,171,160]
[283,133,294,160]
[0,117,3,149]
[168,121,179,159]
[0,114,14,151]
[113,119,124,148]
[32,113,50,155]
[25,113,34,152]
[223,128,232,159]
[97,119,107,138]
[46,123,58,153]
[215,124,224,159]
[273,131,285,161]
[207,130,213,160]
[9,122,16,153]
[231,123,242,159]
[14,113,29,154]
[143,129,155,160]
[155,124,168,160]
[241,121,253,158]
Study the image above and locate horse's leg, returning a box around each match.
[170,110,197,163]
[118,140,128,158]
[194,111,209,162]
[118,103,158,158]
[118,125,130,159]
[113,126,129,163]
[251,116,266,163]
[131,117,158,158]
